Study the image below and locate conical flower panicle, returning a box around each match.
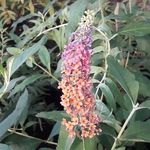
[59,10,101,138]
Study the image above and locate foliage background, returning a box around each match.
[0,0,150,150]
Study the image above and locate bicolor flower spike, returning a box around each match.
[59,10,101,138]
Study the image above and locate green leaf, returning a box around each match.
[29,0,34,13]
[6,47,21,56]
[100,123,116,138]
[90,66,104,75]
[11,14,35,29]
[138,100,150,110]
[54,58,62,73]
[65,136,75,150]
[57,124,98,150]
[36,111,70,122]
[0,63,6,78]
[26,59,33,67]
[123,94,132,112]
[70,136,98,150]
[96,100,112,117]
[65,0,88,38]
[7,74,44,98]
[2,134,41,150]
[51,27,66,51]
[9,33,21,44]
[108,14,132,21]
[92,46,106,55]
[0,90,28,138]
[135,36,150,54]
[11,35,47,75]
[43,0,55,14]
[118,22,150,36]
[121,120,150,142]
[0,144,13,150]
[24,121,38,130]
[105,78,127,110]
[17,98,29,127]
[101,114,121,133]
[48,122,61,139]
[99,83,116,111]
[88,0,96,3]
[109,47,121,57]
[56,125,75,150]
[38,46,51,72]
[98,134,114,150]
[107,55,139,104]
[92,78,100,83]
[6,57,15,79]
[135,109,150,122]
[98,22,112,38]
[5,76,25,93]
[131,69,150,97]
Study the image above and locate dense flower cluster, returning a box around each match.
[58,10,101,138]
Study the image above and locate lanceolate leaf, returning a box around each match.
[131,69,150,97]
[65,136,75,150]
[11,14,35,29]
[96,100,112,117]
[100,123,116,138]
[48,122,61,139]
[99,83,116,111]
[90,66,104,75]
[101,114,121,133]
[11,35,47,75]
[6,47,21,56]
[7,74,44,98]
[17,74,44,91]
[43,0,55,14]
[118,22,150,36]
[0,63,6,78]
[105,78,127,110]
[2,134,41,150]
[5,76,25,93]
[92,46,107,55]
[36,111,70,122]
[138,100,150,110]
[65,0,89,38]
[107,56,139,104]
[56,125,75,150]
[70,136,98,150]
[121,120,150,142]
[0,144,13,150]
[0,90,28,138]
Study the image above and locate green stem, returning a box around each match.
[94,28,118,99]
[30,23,68,45]
[125,51,130,68]
[83,138,85,150]
[125,37,131,68]
[33,61,60,82]
[111,103,139,150]
[8,129,57,146]
[0,31,4,64]
[98,0,105,23]
[129,0,132,13]
[38,23,68,36]
[95,39,110,98]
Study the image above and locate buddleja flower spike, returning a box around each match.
[59,10,102,138]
